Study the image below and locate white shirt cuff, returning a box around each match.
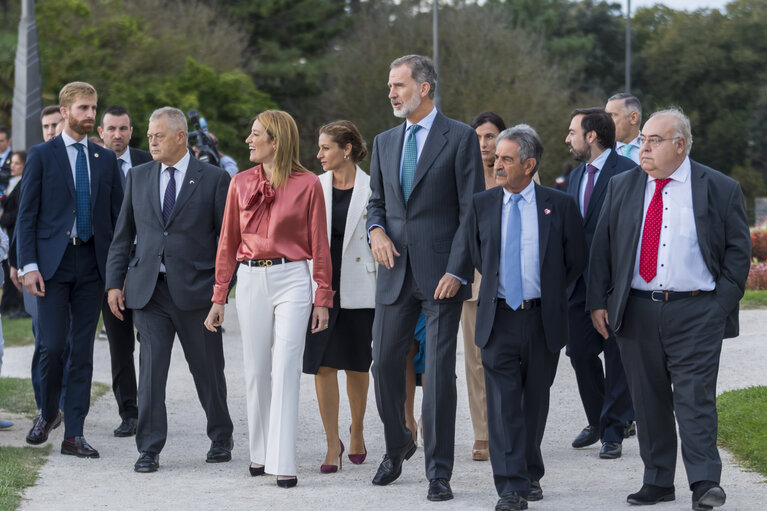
[18,263,39,277]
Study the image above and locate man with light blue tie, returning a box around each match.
[468,125,586,511]
[367,55,483,501]
[606,93,642,165]
[17,82,123,458]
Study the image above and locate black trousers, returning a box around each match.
[101,293,138,420]
[616,292,725,488]
[132,278,233,454]
[372,262,462,481]
[482,304,559,499]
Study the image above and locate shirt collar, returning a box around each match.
[118,149,132,168]
[589,148,611,171]
[61,130,88,148]
[405,107,438,133]
[648,156,690,184]
[161,150,190,174]
[502,178,536,205]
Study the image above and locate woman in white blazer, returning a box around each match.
[304,120,376,473]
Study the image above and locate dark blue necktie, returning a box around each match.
[401,124,421,203]
[74,143,92,241]
[163,166,176,224]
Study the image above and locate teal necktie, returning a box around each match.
[401,124,421,203]
[504,194,523,310]
[623,144,632,158]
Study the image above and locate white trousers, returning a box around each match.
[236,261,312,476]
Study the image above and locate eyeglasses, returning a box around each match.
[638,135,680,148]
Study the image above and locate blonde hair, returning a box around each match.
[255,110,308,188]
[58,82,97,108]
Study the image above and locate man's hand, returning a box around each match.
[22,270,45,297]
[434,273,461,300]
[310,306,330,334]
[369,227,400,270]
[107,288,126,321]
[204,303,225,332]
[590,309,610,339]
[10,267,22,293]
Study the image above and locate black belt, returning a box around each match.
[629,289,707,302]
[497,298,541,310]
[69,237,92,246]
[243,258,293,268]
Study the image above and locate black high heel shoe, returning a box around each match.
[276,476,298,488]
[249,463,265,476]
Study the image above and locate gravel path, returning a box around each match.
[2,304,766,510]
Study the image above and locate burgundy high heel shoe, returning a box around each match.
[348,426,367,464]
[320,440,344,473]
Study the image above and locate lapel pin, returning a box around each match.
[544,208,551,215]
[189,180,195,184]
[94,153,99,158]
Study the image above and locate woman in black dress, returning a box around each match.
[304,121,376,473]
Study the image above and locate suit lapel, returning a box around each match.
[53,137,76,199]
[319,171,333,242]
[490,187,503,270]
[584,151,616,223]
[535,184,551,264]
[87,144,102,208]
[626,169,648,252]
[150,161,164,225]
[343,167,368,254]
[410,112,447,195]
[690,161,710,265]
[167,157,203,226]
[386,124,407,206]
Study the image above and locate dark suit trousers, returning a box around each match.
[132,278,233,454]
[566,299,634,443]
[37,243,103,437]
[27,286,68,411]
[372,261,462,480]
[482,305,558,499]
[616,292,725,488]
[101,294,138,420]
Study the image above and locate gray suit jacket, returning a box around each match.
[105,156,231,311]
[586,161,751,338]
[366,111,484,304]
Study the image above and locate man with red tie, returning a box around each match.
[587,108,751,511]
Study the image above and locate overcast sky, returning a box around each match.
[619,0,730,14]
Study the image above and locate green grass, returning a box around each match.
[1,317,34,348]
[718,386,767,475]
[741,290,767,310]
[0,445,51,511]
[0,377,111,418]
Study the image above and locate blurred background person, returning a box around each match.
[605,93,642,165]
[304,120,375,473]
[207,133,239,177]
[205,110,332,488]
[1,151,25,318]
[40,105,64,143]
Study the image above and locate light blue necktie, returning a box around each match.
[74,143,92,241]
[401,124,421,203]
[504,194,523,310]
[623,144,632,158]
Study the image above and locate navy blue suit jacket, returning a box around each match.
[16,135,123,281]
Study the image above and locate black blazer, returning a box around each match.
[16,136,123,280]
[129,147,152,167]
[366,111,484,304]
[586,161,751,338]
[468,184,587,352]
[566,149,637,303]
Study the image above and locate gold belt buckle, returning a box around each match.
[257,259,272,267]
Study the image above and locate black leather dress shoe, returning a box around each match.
[25,412,61,445]
[114,418,137,437]
[371,440,417,486]
[135,452,160,473]
[600,441,622,459]
[692,481,726,510]
[276,477,298,488]
[427,478,453,501]
[527,480,543,501]
[624,421,637,438]
[496,492,528,511]
[572,425,599,448]
[61,436,100,458]
[206,437,234,463]
[627,484,675,505]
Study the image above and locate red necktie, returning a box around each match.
[639,178,672,283]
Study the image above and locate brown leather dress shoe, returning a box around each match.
[26,412,61,445]
[61,436,100,458]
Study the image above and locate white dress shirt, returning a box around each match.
[158,151,189,273]
[118,150,133,177]
[631,157,715,292]
[498,180,541,300]
[578,148,610,217]
[616,133,641,165]
[399,107,438,180]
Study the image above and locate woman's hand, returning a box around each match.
[204,303,226,332]
[310,306,329,334]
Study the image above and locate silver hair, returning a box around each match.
[149,106,188,134]
[648,107,693,155]
[608,92,642,123]
[496,124,544,174]
[390,55,437,100]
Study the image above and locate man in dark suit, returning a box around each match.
[17,82,123,458]
[564,107,636,460]
[0,126,11,175]
[469,124,586,511]
[106,106,233,473]
[97,105,152,438]
[587,108,750,510]
[366,54,484,500]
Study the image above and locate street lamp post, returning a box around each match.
[433,0,441,110]
[12,0,44,150]
[625,0,632,93]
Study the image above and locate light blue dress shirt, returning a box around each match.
[399,107,437,180]
[616,133,641,165]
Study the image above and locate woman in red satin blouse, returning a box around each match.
[204,110,333,488]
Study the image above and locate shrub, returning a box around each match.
[746,260,767,290]
[751,228,767,261]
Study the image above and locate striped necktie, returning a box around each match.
[163,167,176,224]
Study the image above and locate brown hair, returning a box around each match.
[255,110,308,188]
[319,120,368,164]
[58,82,97,108]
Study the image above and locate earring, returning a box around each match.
[344,154,350,160]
